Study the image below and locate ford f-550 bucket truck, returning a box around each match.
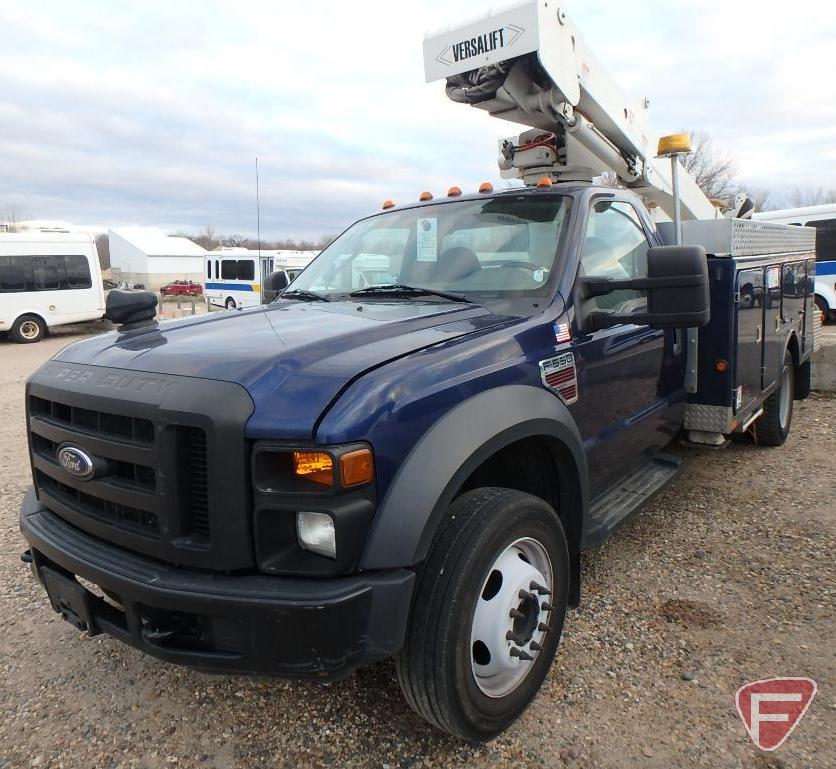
[19,1,816,740]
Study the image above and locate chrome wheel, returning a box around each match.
[470,537,553,698]
[19,320,41,340]
[779,365,792,431]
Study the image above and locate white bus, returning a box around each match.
[754,203,836,323]
[0,232,105,343]
[205,249,317,309]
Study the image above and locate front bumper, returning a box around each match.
[20,487,414,679]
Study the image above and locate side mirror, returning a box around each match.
[105,289,158,328]
[262,270,290,304]
[580,245,710,330]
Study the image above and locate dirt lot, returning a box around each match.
[1,329,833,769]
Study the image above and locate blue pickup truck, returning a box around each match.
[19,184,816,739]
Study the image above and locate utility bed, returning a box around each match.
[659,218,817,443]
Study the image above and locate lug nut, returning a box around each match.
[538,622,549,632]
[541,602,553,612]
[530,581,551,596]
[505,631,515,641]
[530,640,542,652]
[510,648,535,661]
[518,589,535,600]
[509,608,525,620]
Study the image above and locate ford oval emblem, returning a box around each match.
[57,446,95,480]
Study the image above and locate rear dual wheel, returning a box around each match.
[757,349,794,446]
[396,488,569,741]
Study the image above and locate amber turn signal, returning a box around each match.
[714,359,729,373]
[340,448,374,487]
[293,451,334,486]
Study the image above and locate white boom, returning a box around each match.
[423,1,721,222]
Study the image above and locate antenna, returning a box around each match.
[255,156,262,260]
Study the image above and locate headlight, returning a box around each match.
[251,442,377,576]
[253,445,374,494]
[296,511,337,558]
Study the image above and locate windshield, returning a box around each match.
[289,195,572,305]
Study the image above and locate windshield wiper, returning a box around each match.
[279,288,331,302]
[349,284,475,304]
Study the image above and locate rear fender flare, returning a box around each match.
[359,385,588,570]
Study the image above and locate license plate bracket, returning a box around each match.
[40,566,99,635]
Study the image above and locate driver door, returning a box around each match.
[570,198,685,497]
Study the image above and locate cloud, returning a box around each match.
[1,0,834,237]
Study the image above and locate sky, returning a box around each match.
[1,0,835,239]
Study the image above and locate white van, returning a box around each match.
[754,203,836,323]
[0,232,105,343]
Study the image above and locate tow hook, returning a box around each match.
[20,549,33,564]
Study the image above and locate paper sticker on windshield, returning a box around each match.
[540,352,579,405]
[417,218,438,262]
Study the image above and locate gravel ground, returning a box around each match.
[1,329,834,769]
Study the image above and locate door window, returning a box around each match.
[580,200,651,315]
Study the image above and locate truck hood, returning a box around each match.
[54,301,507,438]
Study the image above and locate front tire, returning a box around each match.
[396,488,569,741]
[757,348,794,446]
[225,297,237,309]
[10,315,46,343]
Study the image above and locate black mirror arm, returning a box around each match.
[581,274,706,298]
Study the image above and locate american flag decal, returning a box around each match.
[553,322,571,345]
[539,352,579,405]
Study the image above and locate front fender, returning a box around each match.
[359,384,588,569]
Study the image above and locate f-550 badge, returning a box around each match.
[539,352,579,405]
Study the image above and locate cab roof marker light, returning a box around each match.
[382,199,396,209]
[447,186,462,197]
[479,182,494,193]
[419,191,433,201]
[536,177,553,188]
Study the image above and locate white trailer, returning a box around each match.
[0,232,105,343]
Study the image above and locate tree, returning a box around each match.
[221,233,247,247]
[189,226,220,250]
[786,187,836,208]
[680,130,739,202]
[1,206,25,232]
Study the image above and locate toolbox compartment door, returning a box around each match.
[735,267,765,413]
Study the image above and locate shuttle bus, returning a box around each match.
[754,203,836,323]
[205,249,317,309]
[0,231,105,343]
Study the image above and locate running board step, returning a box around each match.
[582,454,681,549]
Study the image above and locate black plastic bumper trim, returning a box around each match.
[20,487,414,679]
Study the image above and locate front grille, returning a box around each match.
[27,364,254,571]
[31,434,156,491]
[36,470,160,537]
[177,426,211,539]
[28,394,209,550]
[30,395,154,444]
